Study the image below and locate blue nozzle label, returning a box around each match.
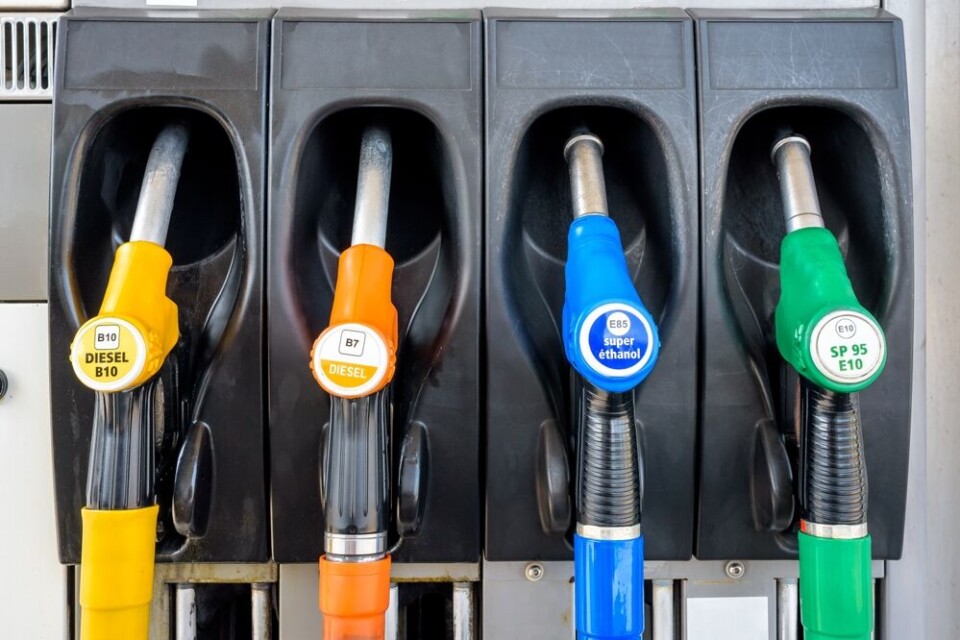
[579,303,655,379]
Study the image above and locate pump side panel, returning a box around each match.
[484,10,699,561]
[267,11,482,564]
[693,10,914,560]
[49,12,271,563]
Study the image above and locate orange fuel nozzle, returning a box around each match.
[310,125,398,399]
[319,556,392,640]
[311,243,398,398]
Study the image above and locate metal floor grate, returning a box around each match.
[1,15,57,100]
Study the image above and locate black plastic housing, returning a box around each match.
[484,9,699,561]
[268,10,482,563]
[49,10,270,563]
[693,10,914,560]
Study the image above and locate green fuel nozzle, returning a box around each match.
[772,136,886,394]
[772,135,883,640]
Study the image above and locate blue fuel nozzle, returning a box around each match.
[561,134,659,393]
[562,211,660,393]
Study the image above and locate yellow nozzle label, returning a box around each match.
[312,322,390,398]
[71,317,148,392]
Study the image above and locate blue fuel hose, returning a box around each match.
[574,534,645,640]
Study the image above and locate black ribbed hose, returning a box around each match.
[575,376,643,528]
[799,379,868,526]
[86,380,159,510]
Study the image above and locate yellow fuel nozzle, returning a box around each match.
[70,123,188,392]
[70,241,179,392]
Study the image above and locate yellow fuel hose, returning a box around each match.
[80,506,159,640]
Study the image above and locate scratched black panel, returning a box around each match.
[485,9,698,561]
[494,20,685,89]
[269,10,482,564]
[50,10,271,564]
[692,10,914,560]
[706,21,897,90]
[65,20,260,90]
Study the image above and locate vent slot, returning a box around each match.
[1,15,57,100]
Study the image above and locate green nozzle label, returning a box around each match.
[810,311,885,386]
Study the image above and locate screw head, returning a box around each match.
[724,560,746,580]
[525,563,544,582]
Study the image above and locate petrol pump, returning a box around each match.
[563,132,660,640]
[310,125,397,640]
[68,123,188,639]
[772,135,885,640]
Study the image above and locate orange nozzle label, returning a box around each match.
[311,245,398,398]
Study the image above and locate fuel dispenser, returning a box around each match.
[484,10,698,638]
[36,6,922,640]
[49,11,271,637]
[70,123,187,638]
[772,135,881,640]
[693,8,914,633]
[563,132,659,639]
[268,10,482,635]
[311,125,397,639]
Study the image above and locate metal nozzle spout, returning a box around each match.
[351,125,393,249]
[771,135,825,234]
[129,123,190,246]
[564,133,608,218]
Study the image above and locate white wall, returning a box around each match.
[925,0,960,636]
[0,304,68,638]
